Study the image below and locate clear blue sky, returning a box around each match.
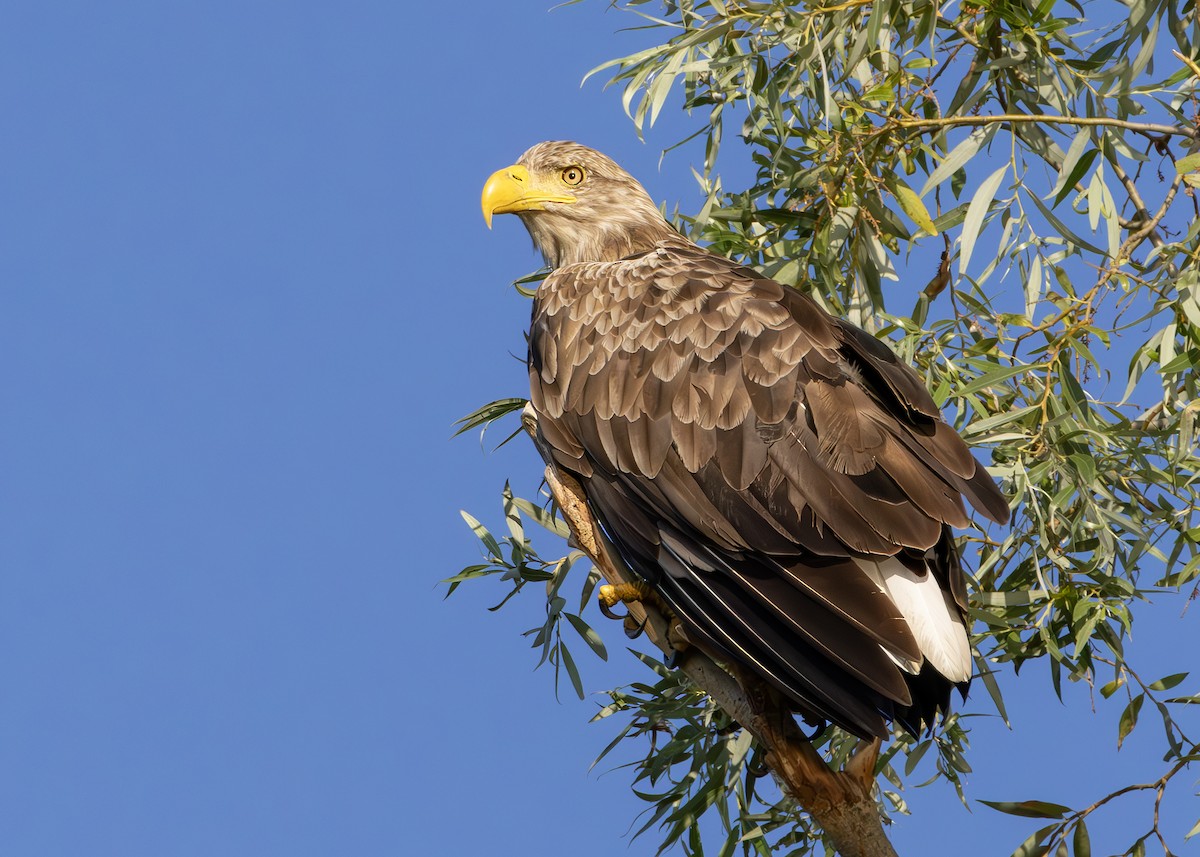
[1,3,1194,855]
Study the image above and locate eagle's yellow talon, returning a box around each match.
[597,584,620,610]
[598,581,653,607]
[598,581,656,621]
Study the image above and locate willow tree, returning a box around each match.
[452,1,1200,854]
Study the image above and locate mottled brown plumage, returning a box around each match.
[482,141,1009,738]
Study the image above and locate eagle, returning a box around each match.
[481,141,1009,739]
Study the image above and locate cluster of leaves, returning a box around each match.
[454,0,1200,854]
[446,483,608,699]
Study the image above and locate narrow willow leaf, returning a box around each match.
[893,180,938,235]
[1026,191,1106,255]
[1049,129,1092,203]
[1117,694,1144,748]
[981,799,1072,819]
[510,496,571,539]
[558,641,585,699]
[960,164,1009,276]
[954,362,1030,397]
[921,126,994,196]
[1060,360,1089,417]
[461,510,503,560]
[453,397,528,437]
[904,739,932,775]
[861,228,898,281]
[1092,166,1121,258]
[565,612,608,661]
[1009,824,1057,857]
[961,404,1040,437]
[646,65,678,128]
[501,484,524,543]
[977,658,1011,726]
[1025,254,1043,317]
[1053,148,1100,207]
[1087,167,1103,233]
[1175,152,1200,174]
[1073,819,1091,857]
[442,564,497,597]
[1147,672,1188,691]
[976,590,1050,607]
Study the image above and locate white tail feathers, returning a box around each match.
[855,557,973,683]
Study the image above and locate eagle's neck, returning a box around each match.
[520,212,682,267]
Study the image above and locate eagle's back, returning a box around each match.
[528,240,1005,737]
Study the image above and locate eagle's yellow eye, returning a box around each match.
[561,166,586,187]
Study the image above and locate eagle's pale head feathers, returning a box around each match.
[481,141,678,267]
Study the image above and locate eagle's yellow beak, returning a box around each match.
[481,164,576,228]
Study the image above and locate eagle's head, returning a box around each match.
[481,141,677,267]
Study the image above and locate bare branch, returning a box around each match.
[890,113,1192,140]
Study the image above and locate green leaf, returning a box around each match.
[976,590,1050,607]
[1148,672,1188,691]
[1175,152,1200,175]
[975,655,1011,726]
[1049,128,1094,205]
[960,164,1009,276]
[510,496,572,539]
[961,404,1040,437]
[558,641,585,700]
[1025,253,1043,317]
[1026,189,1107,256]
[1053,148,1099,207]
[1059,361,1089,417]
[452,397,527,438]
[953,362,1031,397]
[460,510,503,560]
[565,612,608,661]
[1117,694,1144,749]
[893,180,938,235]
[981,799,1072,819]
[904,739,932,775]
[1008,824,1057,857]
[501,483,524,544]
[921,126,994,196]
[1073,819,1091,857]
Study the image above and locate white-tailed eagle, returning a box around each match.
[481,141,1008,738]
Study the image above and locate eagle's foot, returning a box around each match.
[597,581,690,652]
[597,581,655,620]
[623,614,648,640]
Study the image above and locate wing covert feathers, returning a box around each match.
[529,240,1008,738]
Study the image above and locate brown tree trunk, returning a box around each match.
[523,409,900,857]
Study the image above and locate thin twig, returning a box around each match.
[890,114,1192,139]
[806,0,875,15]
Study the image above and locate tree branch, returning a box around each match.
[889,113,1192,140]
[521,406,898,857]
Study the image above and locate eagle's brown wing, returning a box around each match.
[529,240,1008,738]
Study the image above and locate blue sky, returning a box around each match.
[1,3,1195,855]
